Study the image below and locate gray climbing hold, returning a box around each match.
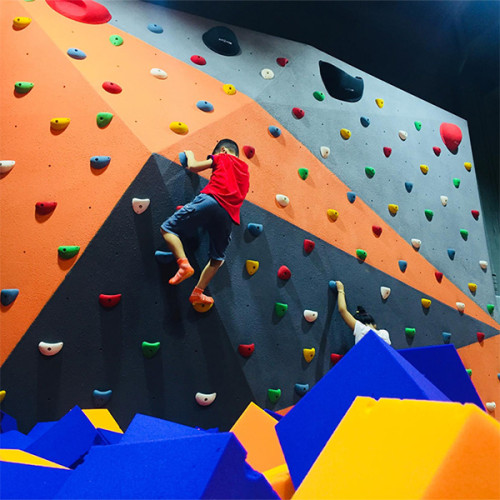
[38,341,63,357]
[132,198,150,214]
[195,392,216,406]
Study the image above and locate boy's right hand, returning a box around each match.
[184,150,195,162]
[336,281,344,292]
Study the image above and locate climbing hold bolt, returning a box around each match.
[303,348,315,363]
[38,341,63,357]
[420,164,429,175]
[295,383,309,396]
[453,178,461,188]
[170,122,188,135]
[347,191,356,203]
[327,209,339,221]
[238,344,255,358]
[398,260,407,272]
[14,82,34,94]
[411,239,421,250]
[260,68,274,79]
[190,55,206,65]
[298,168,309,180]
[222,84,236,95]
[67,48,86,60]
[90,156,111,169]
[365,167,375,178]
[320,146,330,158]
[147,23,163,33]
[58,246,80,259]
[1,289,19,306]
[142,341,160,358]
[102,81,122,94]
[303,239,315,253]
[388,204,399,215]
[247,223,263,236]
[425,209,434,221]
[277,265,291,280]
[132,198,150,214]
[245,260,259,276]
[96,112,113,128]
[456,302,465,312]
[421,298,431,309]
[398,130,408,141]
[243,146,255,159]
[268,389,281,403]
[468,283,477,293]
[99,294,122,308]
[275,194,289,207]
[50,118,70,131]
[356,249,367,261]
[447,248,455,260]
[150,68,168,79]
[380,286,391,300]
[109,34,123,46]
[268,126,282,138]
[274,303,288,318]
[303,310,318,322]
[0,161,15,174]
[375,98,384,108]
[405,327,416,337]
[340,128,351,140]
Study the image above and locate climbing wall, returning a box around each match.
[1,0,498,432]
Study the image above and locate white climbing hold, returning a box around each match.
[398,130,408,141]
[440,195,448,206]
[411,239,421,250]
[276,194,289,207]
[456,302,465,312]
[38,341,63,357]
[0,160,15,174]
[479,260,488,270]
[380,286,391,300]
[260,68,275,80]
[132,198,150,214]
[195,392,216,406]
[303,310,318,322]
[320,146,330,159]
[486,402,496,412]
[150,68,168,79]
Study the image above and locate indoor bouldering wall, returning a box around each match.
[1,0,498,433]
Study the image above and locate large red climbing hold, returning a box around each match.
[102,81,122,94]
[471,210,480,220]
[277,265,291,280]
[46,0,112,24]
[243,145,255,159]
[303,239,315,253]
[477,332,485,343]
[99,294,122,308]
[440,122,462,154]
[435,271,443,283]
[238,344,255,358]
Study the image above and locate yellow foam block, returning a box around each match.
[0,449,69,469]
[264,463,295,500]
[230,402,286,473]
[294,397,500,499]
[82,409,123,434]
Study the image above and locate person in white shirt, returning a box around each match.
[335,281,391,345]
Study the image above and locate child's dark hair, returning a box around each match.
[212,139,239,157]
[354,305,376,325]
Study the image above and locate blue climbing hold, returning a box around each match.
[90,156,111,169]
[328,280,337,291]
[447,248,456,260]
[1,289,19,306]
[405,181,413,193]
[347,191,356,203]
[360,116,370,127]
[294,383,309,396]
[179,151,187,167]
[93,389,112,407]
[398,260,407,272]
[147,23,163,33]
[442,332,452,344]
[155,251,175,264]
[67,48,86,60]
[247,223,263,236]
[196,100,214,112]
[268,126,281,138]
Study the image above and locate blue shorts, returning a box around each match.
[160,193,233,261]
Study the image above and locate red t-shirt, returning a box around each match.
[201,153,250,224]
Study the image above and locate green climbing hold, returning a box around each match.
[356,249,367,261]
[58,246,80,259]
[453,178,461,188]
[405,327,416,337]
[142,341,160,358]
[425,209,434,221]
[298,168,309,180]
[365,166,375,178]
[414,121,422,131]
[268,388,281,403]
[487,304,495,314]
[110,34,124,46]
[313,91,325,101]
[14,81,34,94]
[466,368,472,377]
[460,229,469,240]
[96,112,114,128]
[275,302,288,318]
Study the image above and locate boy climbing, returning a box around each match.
[335,281,391,345]
[160,139,250,307]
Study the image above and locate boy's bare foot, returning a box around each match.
[189,287,214,305]
[169,258,194,285]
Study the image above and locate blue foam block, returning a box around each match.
[27,421,56,441]
[398,344,485,409]
[56,433,279,499]
[276,331,450,489]
[1,411,18,433]
[0,430,32,449]
[93,429,123,446]
[0,462,73,499]
[264,409,283,421]
[25,406,97,468]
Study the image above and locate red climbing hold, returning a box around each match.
[292,107,305,119]
[46,0,111,24]
[471,210,480,220]
[433,146,441,156]
[99,294,122,308]
[190,55,206,66]
[176,205,184,211]
[477,332,485,343]
[277,265,291,280]
[440,123,462,154]
[303,239,315,253]
[435,271,443,283]
[330,353,343,365]
[383,147,392,158]
[102,81,122,94]
[35,201,57,215]
[372,225,382,237]
[276,57,289,67]
[243,145,255,159]
[238,343,255,358]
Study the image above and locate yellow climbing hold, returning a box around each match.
[375,98,384,108]
[464,162,472,172]
[420,164,429,175]
[13,16,31,29]
[468,283,477,293]
[421,298,432,309]
[169,122,189,135]
[50,118,70,131]
[340,128,351,140]
[192,302,213,313]
[245,260,259,276]
[327,209,339,221]
[0,390,5,403]
[388,204,399,215]
[223,84,236,95]
[303,348,315,363]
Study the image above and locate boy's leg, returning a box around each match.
[189,259,223,305]
[161,229,194,285]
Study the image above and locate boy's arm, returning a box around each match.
[184,150,213,172]
[336,281,357,330]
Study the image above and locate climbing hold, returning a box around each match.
[275,194,289,207]
[274,303,288,318]
[424,209,434,221]
[328,281,337,291]
[222,84,236,95]
[155,251,175,264]
[327,209,339,221]
[414,121,422,131]
[313,91,325,101]
[150,68,168,79]
[99,294,122,308]
[102,81,122,94]
[383,147,392,158]
[276,57,288,67]
[440,122,462,153]
[147,23,163,33]
[464,162,472,172]
[1,289,19,306]
[303,239,315,253]
[303,348,315,363]
[202,26,240,56]
[360,116,370,127]
[277,265,291,280]
[447,248,456,260]
[442,332,452,343]
[0,160,15,174]
[440,195,448,206]
[303,310,318,323]
[460,229,469,240]
[435,271,443,283]
[292,107,305,119]
[190,55,206,65]
[13,16,31,29]
[46,0,111,23]
[109,34,123,46]
[38,341,63,357]
[238,343,255,358]
[243,146,255,159]
[456,302,465,312]
[398,130,408,141]
[294,384,309,396]
[372,226,382,237]
[365,167,375,178]
[298,168,309,180]
[330,353,343,365]
[268,126,281,138]
[468,283,477,293]
[420,164,429,175]
[260,68,274,79]
[487,304,495,314]
[318,61,364,102]
[169,122,189,135]
[58,246,80,259]
[347,191,356,203]
[14,81,34,94]
[421,298,431,309]
[471,210,480,220]
[486,402,496,412]
[96,112,113,128]
[453,178,461,188]
[142,341,160,358]
[247,223,263,236]
[375,98,384,108]
[36,201,57,215]
[93,390,112,408]
[245,260,259,276]
[405,182,413,193]
[67,48,86,60]
[476,332,485,343]
[398,260,407,272]
[388,204,399,215]
[380,287,391,300]
[320,146,330,158]
[340,128,351,140]
[268,389,281,403]
[405,328,416,337]
[179,152,187,167]
[132,198,150,215]
[196,100,214,112]
[90,156,111,169]
[479,260,488,270]
[433,147,441,156]
[411,239,421,250]
[192,302,213,313]
[0,391,5,403]
[50,118,70,131]
[356,249,367,261]
[466,369,472,377]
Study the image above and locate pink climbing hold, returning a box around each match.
[440,123,462,154]
[471,210,480,220]
[190,55,206,66]
[276,57,289,67]
[102,81,122,94]
[277,265,291,280]
[433,146,441,156]
[303,239,315,253]
[383,147,392,158]
[243,145,255,159]
[292,107,305,119]
[46,0,111,24]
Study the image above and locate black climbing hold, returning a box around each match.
[202,26,240,56]
[319,61,364,102]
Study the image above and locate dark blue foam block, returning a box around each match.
[119,413,204,444]
[0,462,73,499]
[398,344,485,410]
[25,406,97,468]
[276,331,450,489]
[0,430,32,449]
[55,433,279,499]
[93,429,123,446]
[264,409,282,421]
[1,411,18,433]
[27,422,56,441]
